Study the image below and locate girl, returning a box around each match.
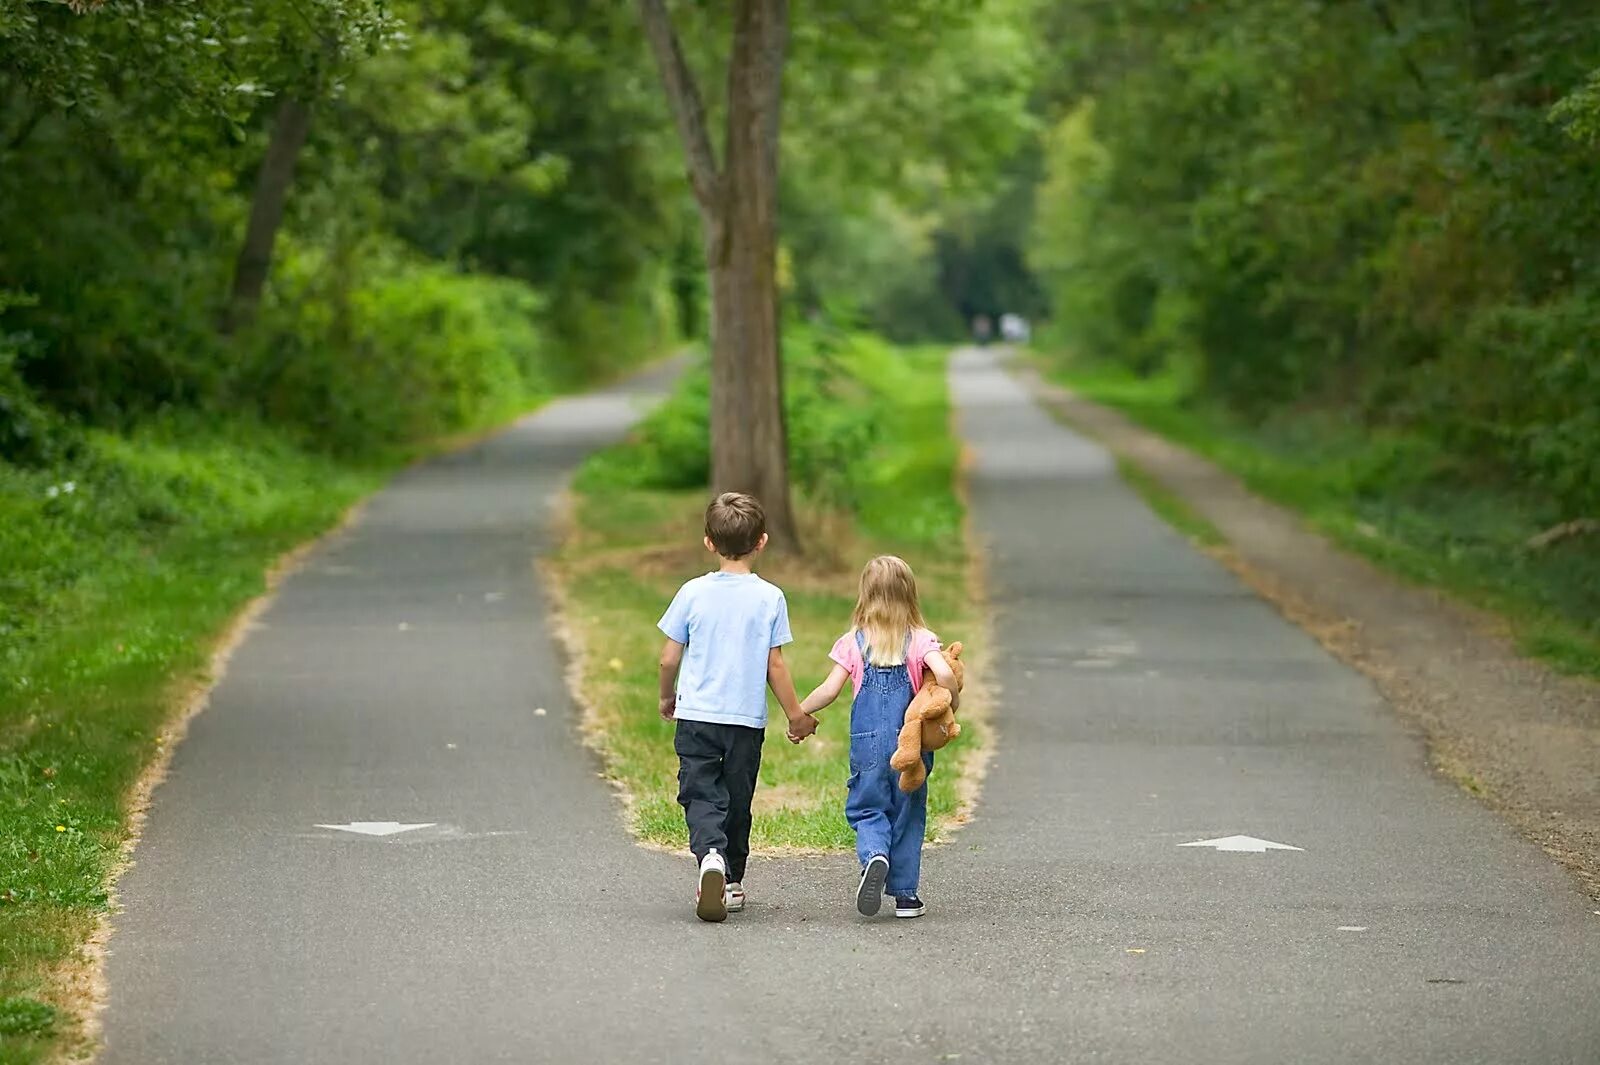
[800,555,961,918]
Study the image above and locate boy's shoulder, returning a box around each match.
[673,572,786,603]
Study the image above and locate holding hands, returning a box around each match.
[785,711,819,744]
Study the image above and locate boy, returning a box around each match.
[657,492,818,922]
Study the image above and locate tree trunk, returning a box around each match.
[223,97,312,333]
[638,0,799,551]
[708,0,796,549]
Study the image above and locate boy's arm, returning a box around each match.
[800,664,850,716]
[924,650,960,711]
[767,647,817,741]
[658,638,684,721]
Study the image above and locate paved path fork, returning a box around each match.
[101,350,1600,1064]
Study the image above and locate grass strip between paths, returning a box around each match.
[550,343,988,853]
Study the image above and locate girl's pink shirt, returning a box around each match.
[829,627,942,700]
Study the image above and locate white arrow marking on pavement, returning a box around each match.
[1179,834,1303,852]
[316,821,436,837]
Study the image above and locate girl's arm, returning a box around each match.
[924,650,960,712]
[800,664,850,716]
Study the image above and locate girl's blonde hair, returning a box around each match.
[851,555,926,666]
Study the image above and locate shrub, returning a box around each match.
[575,324,930,523]
[1428,296,1600,515]
[246,250,547,455]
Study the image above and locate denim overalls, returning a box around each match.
[844,631,932,897]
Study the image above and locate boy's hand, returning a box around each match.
[658,695,676,721]
[785,712,818,743]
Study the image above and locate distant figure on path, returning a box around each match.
[1000,312,1030,344]
[657,493,818,923]
[972,314,993,345]
[798,556,961,919]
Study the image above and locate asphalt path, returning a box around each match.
[100,348,1600,1064]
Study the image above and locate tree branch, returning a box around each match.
[1366,0,1429,97]
[4,106,44,155]
[637,0,722,212]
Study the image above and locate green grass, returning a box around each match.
[1113,458,1225,549]
[1045,356,1600,679]
[552,339,982,852]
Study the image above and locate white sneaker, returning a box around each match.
[696,850,727,923]
[725,882,746,912]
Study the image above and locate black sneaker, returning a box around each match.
[894,895,926,918]
[856,855,889,916]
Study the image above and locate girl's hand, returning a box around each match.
[786,712,818,743]
[658,695,676,721]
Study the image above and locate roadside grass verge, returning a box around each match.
[550,336,984,853]
[1042,356,1600,679]
[1112,458,1225,549]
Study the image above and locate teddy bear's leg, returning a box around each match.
[922,706,961,751]
[889,714,923,773]
[897,757,928,793]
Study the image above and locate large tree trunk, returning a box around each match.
[709,0,795,548]
[638,0,799,551]
[223,97,312,333]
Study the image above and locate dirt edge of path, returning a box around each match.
[1014,360,1600,903]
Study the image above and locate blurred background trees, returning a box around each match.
[2,0,1596,514]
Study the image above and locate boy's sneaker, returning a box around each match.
[894,895,926,918]
[725,882,745,913]
[695,850,727,923]
[856,855,889,916]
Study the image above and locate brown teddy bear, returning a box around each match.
[888,641,965,793]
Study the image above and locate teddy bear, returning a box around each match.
[888,641,965,793]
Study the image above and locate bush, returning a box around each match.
[0,312,74,467]
[575,324,947,534]
[0,996,56,1038]
[245,250,548,455]
[1428,296,1600,515]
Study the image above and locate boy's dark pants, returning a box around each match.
[674,719,765,883]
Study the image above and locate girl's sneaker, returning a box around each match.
[725,882,745,912]
[894,895,926,918]
[856,855,889,916]
[695,850,727,923]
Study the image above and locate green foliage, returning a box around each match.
[0,997,55,1038]
[777,0,1041,338]
[1552,67,1600,145]
[578,325,959,546]
[246,250,547,453]
[1024,0,1600,521]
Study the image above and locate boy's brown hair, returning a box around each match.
[704,492,766,559]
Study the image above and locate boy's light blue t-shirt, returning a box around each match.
[658,571,792,729]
